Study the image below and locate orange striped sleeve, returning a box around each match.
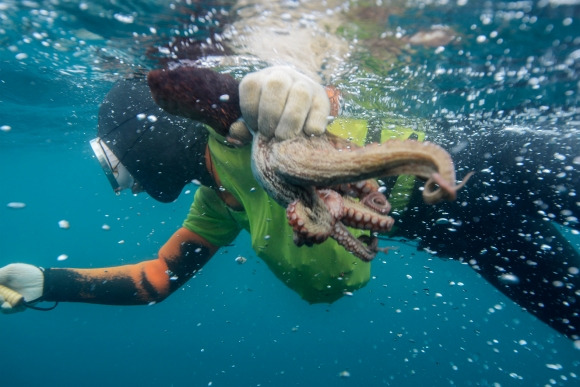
[42,227,217,305]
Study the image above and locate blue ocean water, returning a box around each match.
[1,1,579,386]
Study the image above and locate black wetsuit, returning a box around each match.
[95,77,580,340]
[395,127,579,339]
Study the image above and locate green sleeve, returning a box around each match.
[182,186,242,247]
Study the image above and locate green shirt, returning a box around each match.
[183,130,370,304]
[182,118,423,303]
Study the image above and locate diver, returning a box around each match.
[0,66,375,307]
[0,0,578,340]
[0,65,578,342]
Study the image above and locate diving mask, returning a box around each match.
[90,137,139,194]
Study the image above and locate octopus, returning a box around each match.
[147,66,472,262]
[252,133,471,261]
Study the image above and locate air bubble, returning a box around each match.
[499,273,520,285]
[6,202,26,209]
[235,256,247,264]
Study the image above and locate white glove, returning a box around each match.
[0,263,44,313]
[236,66,331,142]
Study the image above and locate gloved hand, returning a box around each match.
[230,66,331,144]
[0,263,44,313]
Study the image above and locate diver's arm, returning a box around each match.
[40,227,218,305]
[148,66,331,146]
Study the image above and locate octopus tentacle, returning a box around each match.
[331,223,377,262]
[330,179,380,200]
[340,197,394,231]
[268,136,467,205]
[317,189,344,220]
[287,197,334,244]
[423,171,475,203]
[360,191,391,215]
[287,187,395,260]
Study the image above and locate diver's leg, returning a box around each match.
[392,123,580,339]
[463,217,580,340]
[441,128,579,230]
[398,200,580,340]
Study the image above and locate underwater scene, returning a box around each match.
[1,0,579,386]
